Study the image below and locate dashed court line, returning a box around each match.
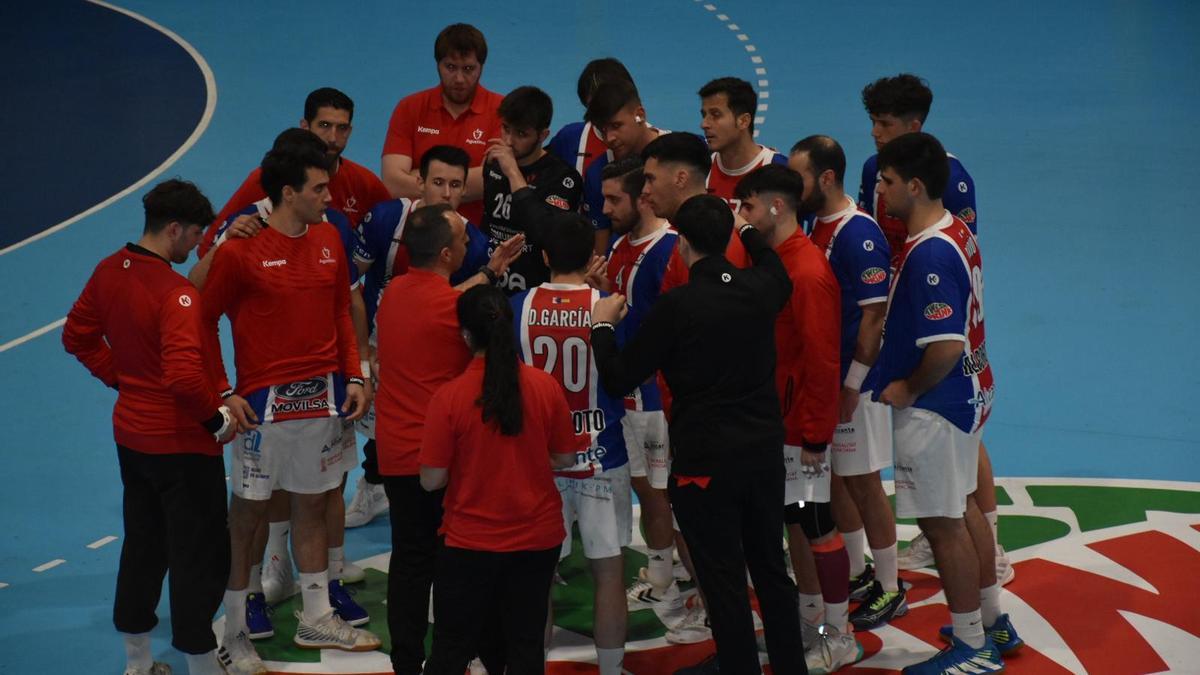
[87,535,119,549]
[694,0,771,138]
[33,559,66,573]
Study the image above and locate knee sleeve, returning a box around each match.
[789,501,836,541]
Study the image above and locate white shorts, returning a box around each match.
[892,408,980,519]
[355,400,376,440]
[784,444,831,505]
[621,411,669,490]
[557,464,633,560]
[231,416,347,500]
[338,418,359,473]
[830,394,893,477]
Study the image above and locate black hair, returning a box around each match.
[733,164,805,213]
[673,194,733,257]
[600,156,645,204]
[434,23,488,65]
[457,285,522,435]
[577,57,633,107]
[499,86,554,132]
[789,135,846,185]
[641,132,711,180]
[862,73,933,123]
[259,132,333,206]
[402,204,455,268]
[698,77,759,134]
[271,127,328,155]
[419,145,470,180]
[585,79,641,127]
[542,211,595,274]
[142,178,215,234]
[303,87,354,123]
[876,132,949,199]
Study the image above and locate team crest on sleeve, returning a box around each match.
[863,240,875,251]
[178,294,192,307]
[926,273,940,286]
[861,267,886,284]
[958,181,968,193]
[563,176,575,189]
[924,302,953,320]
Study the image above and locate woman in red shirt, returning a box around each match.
[419,285,584,675]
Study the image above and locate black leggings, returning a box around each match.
[784,500,836,541]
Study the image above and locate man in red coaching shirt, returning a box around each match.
[381,23,503,225]
[63,179,250,675]
[199,87,390,258]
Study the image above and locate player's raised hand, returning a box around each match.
[488,233,525,275]
[485,139,520,179]
[225,394,259,432]
[592,293,627,325]
[342,382,368,421]
[585,255,611,292]
[227,214,264,239]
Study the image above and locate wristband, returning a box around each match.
[738,223,754,237]
[801,440,829,454]
[360,359,371,380]
[844,360,869,390]
[478,265,500,284]
[220,389,234,399]
[213,405,233,442]
[592,321,616,332]
[348,376,366,387]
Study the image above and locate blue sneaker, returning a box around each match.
[246,592,274,640]
[938,613,1024,655]
[329,579,369,626]
[902,635,1005,674]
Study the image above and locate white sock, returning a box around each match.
[798,592,824,627]
[268,521,291,559]
[299,570,334,622]
[871,544,899,593]
[980,582,1002,627]
[985,510,1000,547]
[596,647,624,675]
[843,528,867,577]
[223,588,248,639]
[952,609,986,649]
[186,650,223,675]
[122,631,152,672]
[248,564,264,595]
[646,546,674,590]
[329,546,345,581]
[825,599,849,633]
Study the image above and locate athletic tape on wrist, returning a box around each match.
[844,360,869,390]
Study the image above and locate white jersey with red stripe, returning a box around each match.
[513,283,628,477]
[706,144,788,211]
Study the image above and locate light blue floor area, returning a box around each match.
[1,1,1198,672]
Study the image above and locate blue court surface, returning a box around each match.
[2,1,1198,674]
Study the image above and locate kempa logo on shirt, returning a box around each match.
[262,259,287,268]
[417,126,440,135]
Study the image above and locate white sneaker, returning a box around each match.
[345,478,389,528]
[468,657,488,675]
[665,604,711,644]
[217,631,268,675]
[294,610,382,651]
[897,532,935,570]
[996,545,1015,586]
[801,620,820,651]
[804,624,863,674]
[124,663,171,675]
[339,560,366,584]
[627,567,684,612]
[262,552,296,604]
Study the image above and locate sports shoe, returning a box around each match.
[262,552,296,604]
[294,610,381,651]
[901,635,1004,674]
[344,478,389,528]
[124,663,171,675]
[329,579,369,626]
[627,567,685,611]
[672,653,719,674]
[996,545,1015,586]
[939,613,1024,655]
[666,604,712,644]
[339,559,366,584]
[245,592,274,639]
[217,631,268,675]
[805,624,864,674]
[848,563,876,601]
[849,581,908,631]
[898,532,934,570]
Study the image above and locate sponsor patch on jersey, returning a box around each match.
[958,207,976,225]
[923,302,954,320]
[958,181,968,193]
[861,267,886,285]
[863,240,875,251]
[269,377,332,419]
[417,126,439,135]
[546,195,570,210]
[927,273,940,286]
[563,176,575,189]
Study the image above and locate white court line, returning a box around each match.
[87,535,119,549]
[692,1,772,137]
[0,583,8,589]
[0,318,66,353]
[33,559,66,573]
[0,0,217,256]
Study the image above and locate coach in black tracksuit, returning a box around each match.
[590,194,805,675]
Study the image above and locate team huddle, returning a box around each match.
[64,21,1014,675]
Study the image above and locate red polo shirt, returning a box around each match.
[382,84,504,224]
[420,358,586,552]
[374,268,471,476]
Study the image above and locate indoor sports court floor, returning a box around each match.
[2,1,1198,673]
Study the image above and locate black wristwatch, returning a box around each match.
[478,265,500,284]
